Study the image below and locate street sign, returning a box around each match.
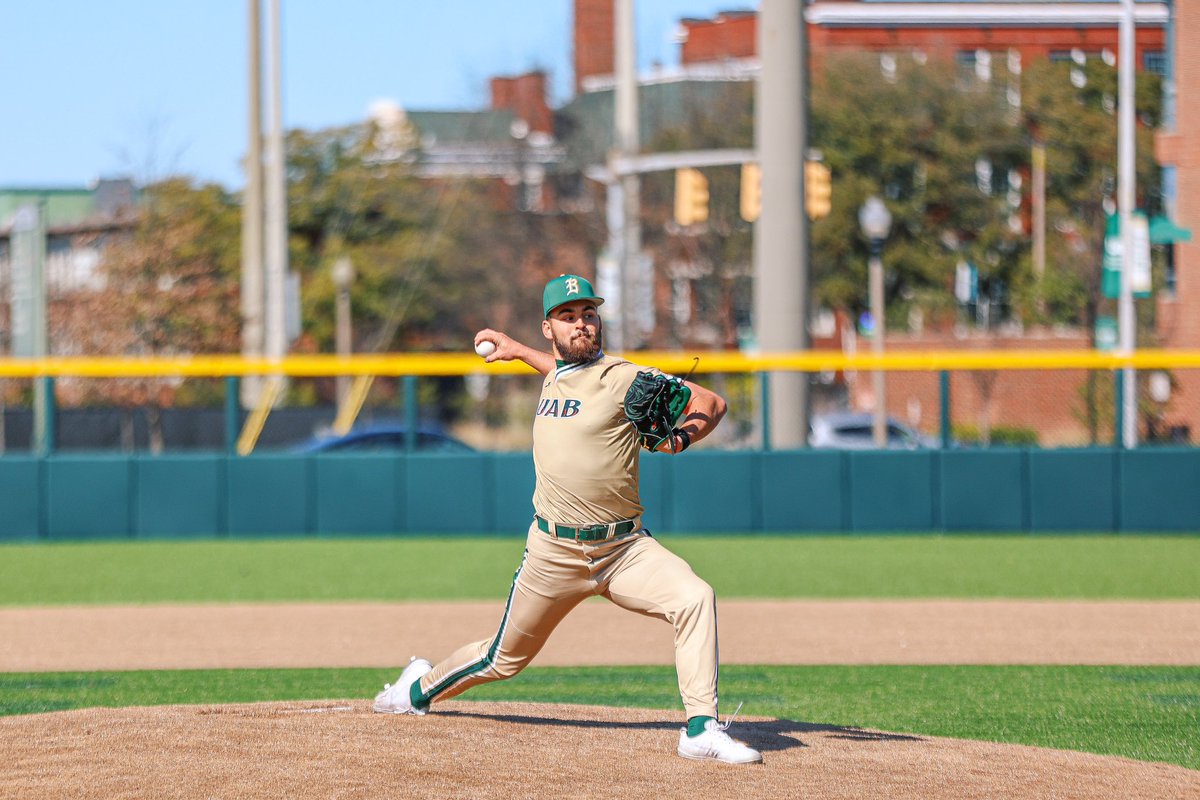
[1102,211,1152,299]
[1095,315,1118,351]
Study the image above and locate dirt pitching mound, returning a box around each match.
[3,700,1196,800]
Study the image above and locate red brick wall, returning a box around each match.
[679,12,756,63]
[490,72,553,135]
[852,334,1108,446]
[574,0,613,92]
[809,24,1163,71]
[1154,0,1200,436]
[670,7,1164,72]
[579,3,1166,85]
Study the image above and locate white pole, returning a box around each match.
[869,250,886,447]
[753,0,810,448]
[241,0,265,407]
[1118,0,1137,448]
[264,0,288,363]
[614,0,642,349]
[333,257,353,413]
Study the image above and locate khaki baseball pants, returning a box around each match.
[415,520,720,720]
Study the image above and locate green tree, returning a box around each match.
[57,178,242,361]
[1019,58,1161,331]
[809,53,1025,331]
[288,121,601,361]
[53,178,242,448]
[644,83,756,348]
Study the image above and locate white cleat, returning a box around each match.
[372,656,433,715]
[677,719,763,764]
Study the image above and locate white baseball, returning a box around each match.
[474,339,496,358]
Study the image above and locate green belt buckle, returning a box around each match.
[575,524,607,541]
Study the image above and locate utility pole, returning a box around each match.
[613,0,644,350]
[264,0,288,365]
[1031,139,1046,317]
[753,0,810,448]
[333,257,354,412]
[10,205,49,453]
[1117,0,1137,448]
[241,0,265,406]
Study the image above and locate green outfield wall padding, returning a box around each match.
[1028,449,1117,531]
[0,457,40,540]
[313,454,401,534]
[489,453,536,533]
[939,449,1027,531]
[636,454,672,532]
[6,448,1200,540]
[758,450,845,531]
[848,451,936,532]
[670,452,757,532]
[405,454,488,533]
[135,455,223,537]
[1119,448,1200,532]
[226,455,312,536]
[46,455,133,539]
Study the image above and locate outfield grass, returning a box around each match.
[2,665,1196,770]
[0,535,1197,604]
[3,535,1196,771]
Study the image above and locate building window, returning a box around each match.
[1143,50,1167,76]
[1049,49,1100,64]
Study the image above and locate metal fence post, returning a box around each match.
[404,375,417,453]
[1113,370,1125,449]
[224,376,241,455]
[759,371,772,452]
[36,376,56,456]
[939,370,951,448]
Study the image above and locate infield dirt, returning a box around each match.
[3,700,1199,800]
[3,599,1198,671]
[2,599,1198,799]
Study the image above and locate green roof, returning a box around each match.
[0,188,95,228]
[407,109,518,146]
[557,80,754,167]
[0,180,138,229]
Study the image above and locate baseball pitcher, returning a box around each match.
[372,274,761,765]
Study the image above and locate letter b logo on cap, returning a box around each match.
[543,274,605,316]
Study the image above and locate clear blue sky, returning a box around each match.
[1,1,747,191]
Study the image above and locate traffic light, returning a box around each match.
[674,168,709,226]
[805,160,832,219]
[740,162,761,222]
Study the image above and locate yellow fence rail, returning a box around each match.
[2,349,1200,378]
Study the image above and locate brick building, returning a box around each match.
[669,3,1167,73]
[1154,0,1200,432]
[398,71,566,214]
[566,0,1191,444]
[0,180,138,301]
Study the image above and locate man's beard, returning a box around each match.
[554,325,603,364]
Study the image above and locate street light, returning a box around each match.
[332,256,354,413]
[858,196,893,448]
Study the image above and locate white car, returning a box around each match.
[809,412,939,450]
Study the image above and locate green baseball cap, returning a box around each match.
[542,274,604,317]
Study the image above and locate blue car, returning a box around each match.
[296,425,475,454]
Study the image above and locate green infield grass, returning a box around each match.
[0,535,1197,604]
[1,665,1196,770]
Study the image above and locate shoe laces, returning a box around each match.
[712,701,744,733]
